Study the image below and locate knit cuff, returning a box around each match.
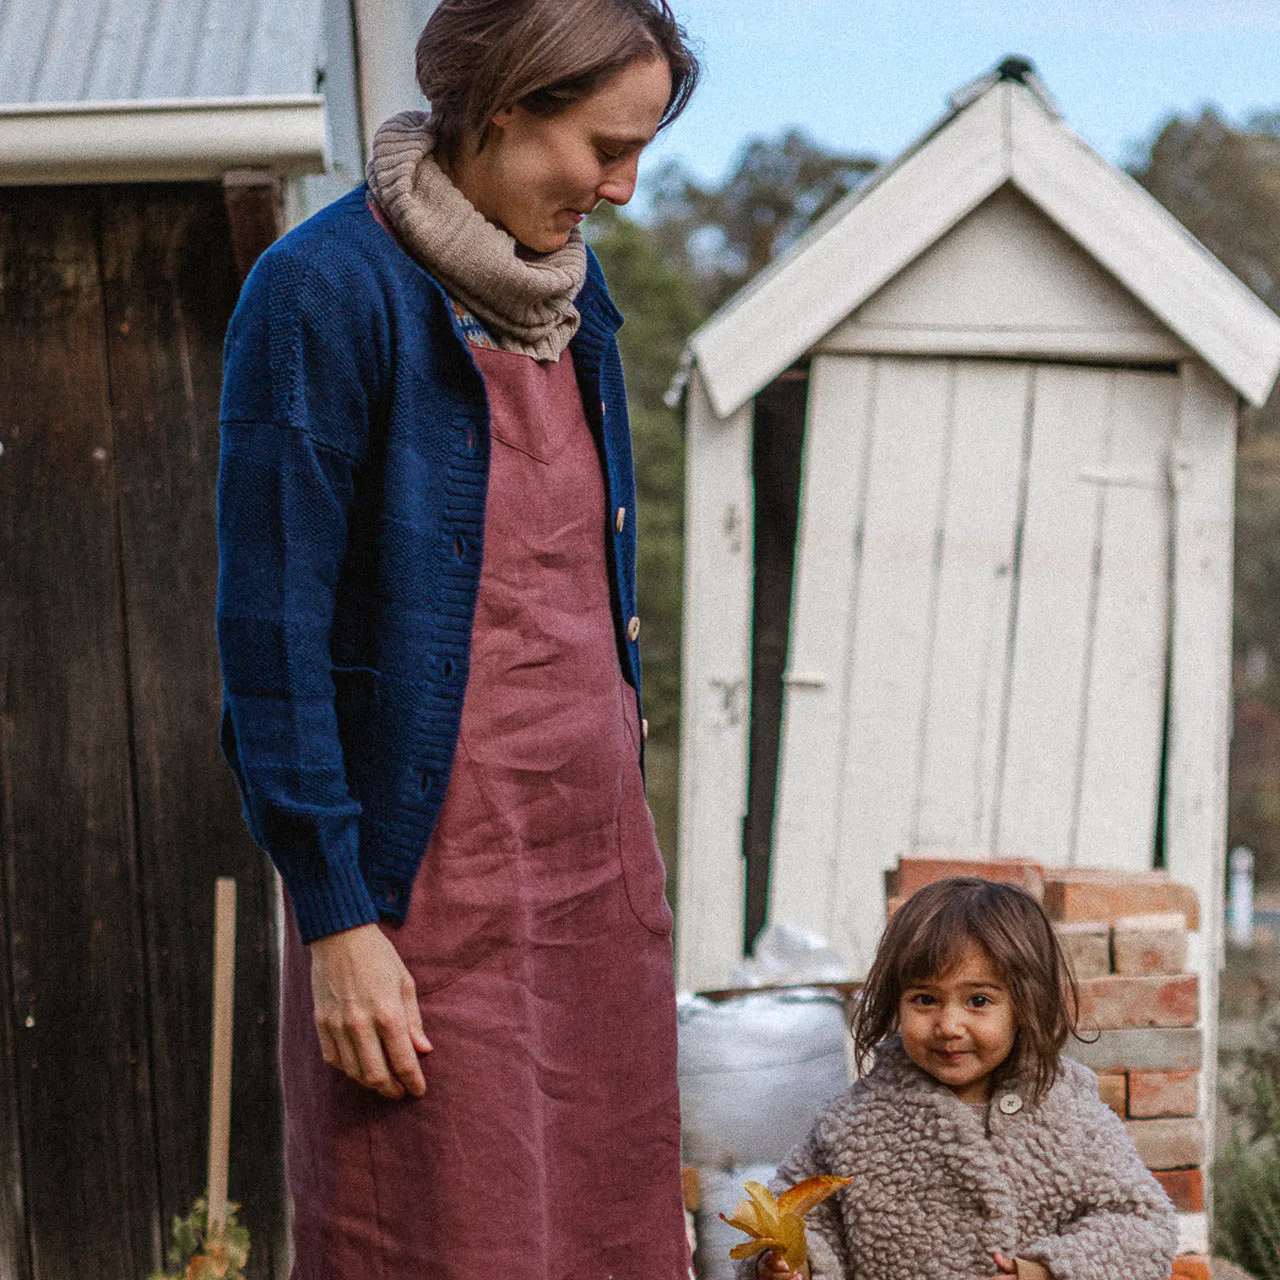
[286,855,381,944]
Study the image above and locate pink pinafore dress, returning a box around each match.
[279,325,690,1279]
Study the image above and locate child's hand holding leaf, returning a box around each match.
[719,1175,851,1275]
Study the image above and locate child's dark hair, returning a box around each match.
[852,877,1080,1102]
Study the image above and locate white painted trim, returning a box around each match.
[1162,359,1236,1215]
[691,79,1280,414]
[690,86,1007,419]
[0,97,327,185]
[1007,88,1280,407]
[676,372,753,991]
[817,325,1189,363]
[350,0,428,151]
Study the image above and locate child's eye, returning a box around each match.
[969,994,991,1008]
[909,993,935,1006]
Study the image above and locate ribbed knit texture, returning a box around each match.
[366,111,587,361]
[216,186,635,943]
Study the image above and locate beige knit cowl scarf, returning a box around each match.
[366,111,588,361]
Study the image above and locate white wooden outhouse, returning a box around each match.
[677,64,1280,1000]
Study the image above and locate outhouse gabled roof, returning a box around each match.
[690,64,1280,416]
[0,0,327,183]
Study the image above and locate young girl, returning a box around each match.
[746,877,1178,1280]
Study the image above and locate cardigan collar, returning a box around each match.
[366,111,588,362]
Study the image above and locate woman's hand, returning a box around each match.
[309,923,433,1099]
[988,1252,1018,1278]
[756,1249,809,1278]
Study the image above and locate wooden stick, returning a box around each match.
[207,877,237,1237]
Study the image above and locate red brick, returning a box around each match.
[1043,870,1199,929]
[1056,921,1111,979]
[1125,1117,1205,1169]
[886,895,905,918]
[1077,975,1198,1029]
[1170,1256,1210,1280]
[1153,1168,1204,1212]
[1112,912,1189,976]
[894,855,1045,899]
[1128,1070,1199,1118]
[1096,1072,1127,1117]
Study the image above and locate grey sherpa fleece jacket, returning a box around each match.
[742,1037,1177,1280]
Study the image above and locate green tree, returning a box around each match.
[650,128,877,311]
[587,204,706,865]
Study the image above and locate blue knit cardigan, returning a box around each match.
[216,187,643,944]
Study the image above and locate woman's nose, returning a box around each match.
[597,159,640,207]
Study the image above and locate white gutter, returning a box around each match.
[0,95,328,186]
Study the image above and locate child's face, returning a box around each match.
[897,941,1017,1104]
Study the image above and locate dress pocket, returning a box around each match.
[617,684,673,937]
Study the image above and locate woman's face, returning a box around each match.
[454,55,673,253]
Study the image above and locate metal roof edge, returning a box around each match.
[0,96,328,185]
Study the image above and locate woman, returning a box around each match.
[216,2,699,1275]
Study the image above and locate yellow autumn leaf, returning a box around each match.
[720,1175,851,1270]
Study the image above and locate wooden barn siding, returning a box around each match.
[772,353,1180,975]
[0,185,285,1279]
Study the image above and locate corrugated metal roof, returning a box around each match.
[0,0,323,105]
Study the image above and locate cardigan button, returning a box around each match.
[615,506,626,534]
[627,615,641,642]
[998,1093,1022,1115]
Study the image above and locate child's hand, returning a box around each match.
[989,1253,1018,1277]
[757,1247,809,1277]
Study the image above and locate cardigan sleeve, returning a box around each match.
[216,243,386,943]
[1016,1090,1178,1280]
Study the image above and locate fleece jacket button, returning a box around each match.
[627,615,641,642]
[998,1093,1022,1115]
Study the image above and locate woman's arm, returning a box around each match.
[218,244,428,1097]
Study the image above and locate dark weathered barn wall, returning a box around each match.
[0,184,285,1279]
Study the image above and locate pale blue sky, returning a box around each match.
[634,0,1280,209]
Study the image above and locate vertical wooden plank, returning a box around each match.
[780,357,954,974]
[826,358,953,972]
[676,372,753,990]
[996,366,1113,864]
[770,355,875,945]
[1072,371,1178,868]
[912,361,1030,851]
[0,186,160,1278]
[98,184,286,1277]
[827,357,953,971]
[1163,361,1236,1180]
[0,685,31,1279]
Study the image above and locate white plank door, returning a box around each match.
[771,355,1180,976]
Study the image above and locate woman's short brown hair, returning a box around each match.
[416,0,700,167]
[851,877,1082,1103]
